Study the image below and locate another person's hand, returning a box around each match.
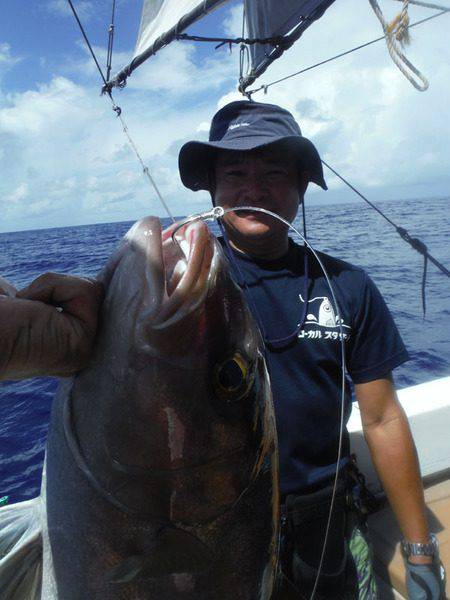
[0,273,103,381]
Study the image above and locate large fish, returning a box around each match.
[0,216,279,599]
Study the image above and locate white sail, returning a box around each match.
[135,0,227,59]
[107,0,335,90]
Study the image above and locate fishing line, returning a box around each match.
[172,206,348,599]
[215,216,310,349]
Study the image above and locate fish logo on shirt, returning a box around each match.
[299,295,351,329]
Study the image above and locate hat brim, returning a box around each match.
[178,135,327,192]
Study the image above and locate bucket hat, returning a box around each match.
[178,100,327,191]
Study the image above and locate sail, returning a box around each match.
[107,0,228,89]
[241,0,336,91]
[136,0,221,58]
[106,0,335,91]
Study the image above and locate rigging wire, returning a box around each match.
[116,113,176,223]
[65,0,175,223]
[394,0,450,11]
[322,159,450,317]
[66,0,109,89]
[106,0,117,82]
[244,8,449,97]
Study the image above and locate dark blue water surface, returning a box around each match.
[1,198,449,502]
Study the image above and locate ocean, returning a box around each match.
[1,197,449,503]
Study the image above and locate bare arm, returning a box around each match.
[0,272,103,381]
[355,374,431,564]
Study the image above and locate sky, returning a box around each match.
[0,0,449,232]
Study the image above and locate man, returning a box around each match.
[178,101,444,598]
[0,273,102,381]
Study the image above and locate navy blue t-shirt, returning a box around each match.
[220,238,410,496]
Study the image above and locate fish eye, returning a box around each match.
[213,352,253,402]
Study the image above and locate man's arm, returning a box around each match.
[355,374,431,565]
[0,272,103,381]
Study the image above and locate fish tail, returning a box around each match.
[0,497,43,599]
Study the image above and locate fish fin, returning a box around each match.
[0,275,17,297]
[0,497,43,599]
[109,527,212,583]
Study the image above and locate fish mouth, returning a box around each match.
[125,216,215,328]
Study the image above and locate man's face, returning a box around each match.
[213,144,308,253]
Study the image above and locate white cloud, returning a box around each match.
[1,0,449,232]
[217,1,450,196]
[0,43,13,65]
[0,43,22,83]
[0,68,219,230]
[5,183,29,204]
[126,43,236,95]
[69,39,237,99]
[196,121,210,132]
[223,4,244,38]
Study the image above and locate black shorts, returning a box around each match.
[274,477,378,600]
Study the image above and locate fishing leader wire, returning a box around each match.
[172,205,348,600]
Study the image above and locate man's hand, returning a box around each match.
[356,376,446,598]
[0,273,104,381]
[405,560,446,599]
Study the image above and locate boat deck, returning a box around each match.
[369,475,450,599]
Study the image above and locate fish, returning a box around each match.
[299,294,350,329]
[0,216,279,600]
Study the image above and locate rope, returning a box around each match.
[387,0,411,44]
[369,0,429,90]
[65,0,175,223]
[245,9,448,97]
[322,160,450,316]
[175,33,285,46]
[422,254,428,318]
[106,0,116,82]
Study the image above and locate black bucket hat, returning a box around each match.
[178,100,327,191]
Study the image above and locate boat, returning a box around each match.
[100,3,450,594]
[2,0,450,598]
[349,377,450,598]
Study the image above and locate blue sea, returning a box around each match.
[1,197,449,503]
